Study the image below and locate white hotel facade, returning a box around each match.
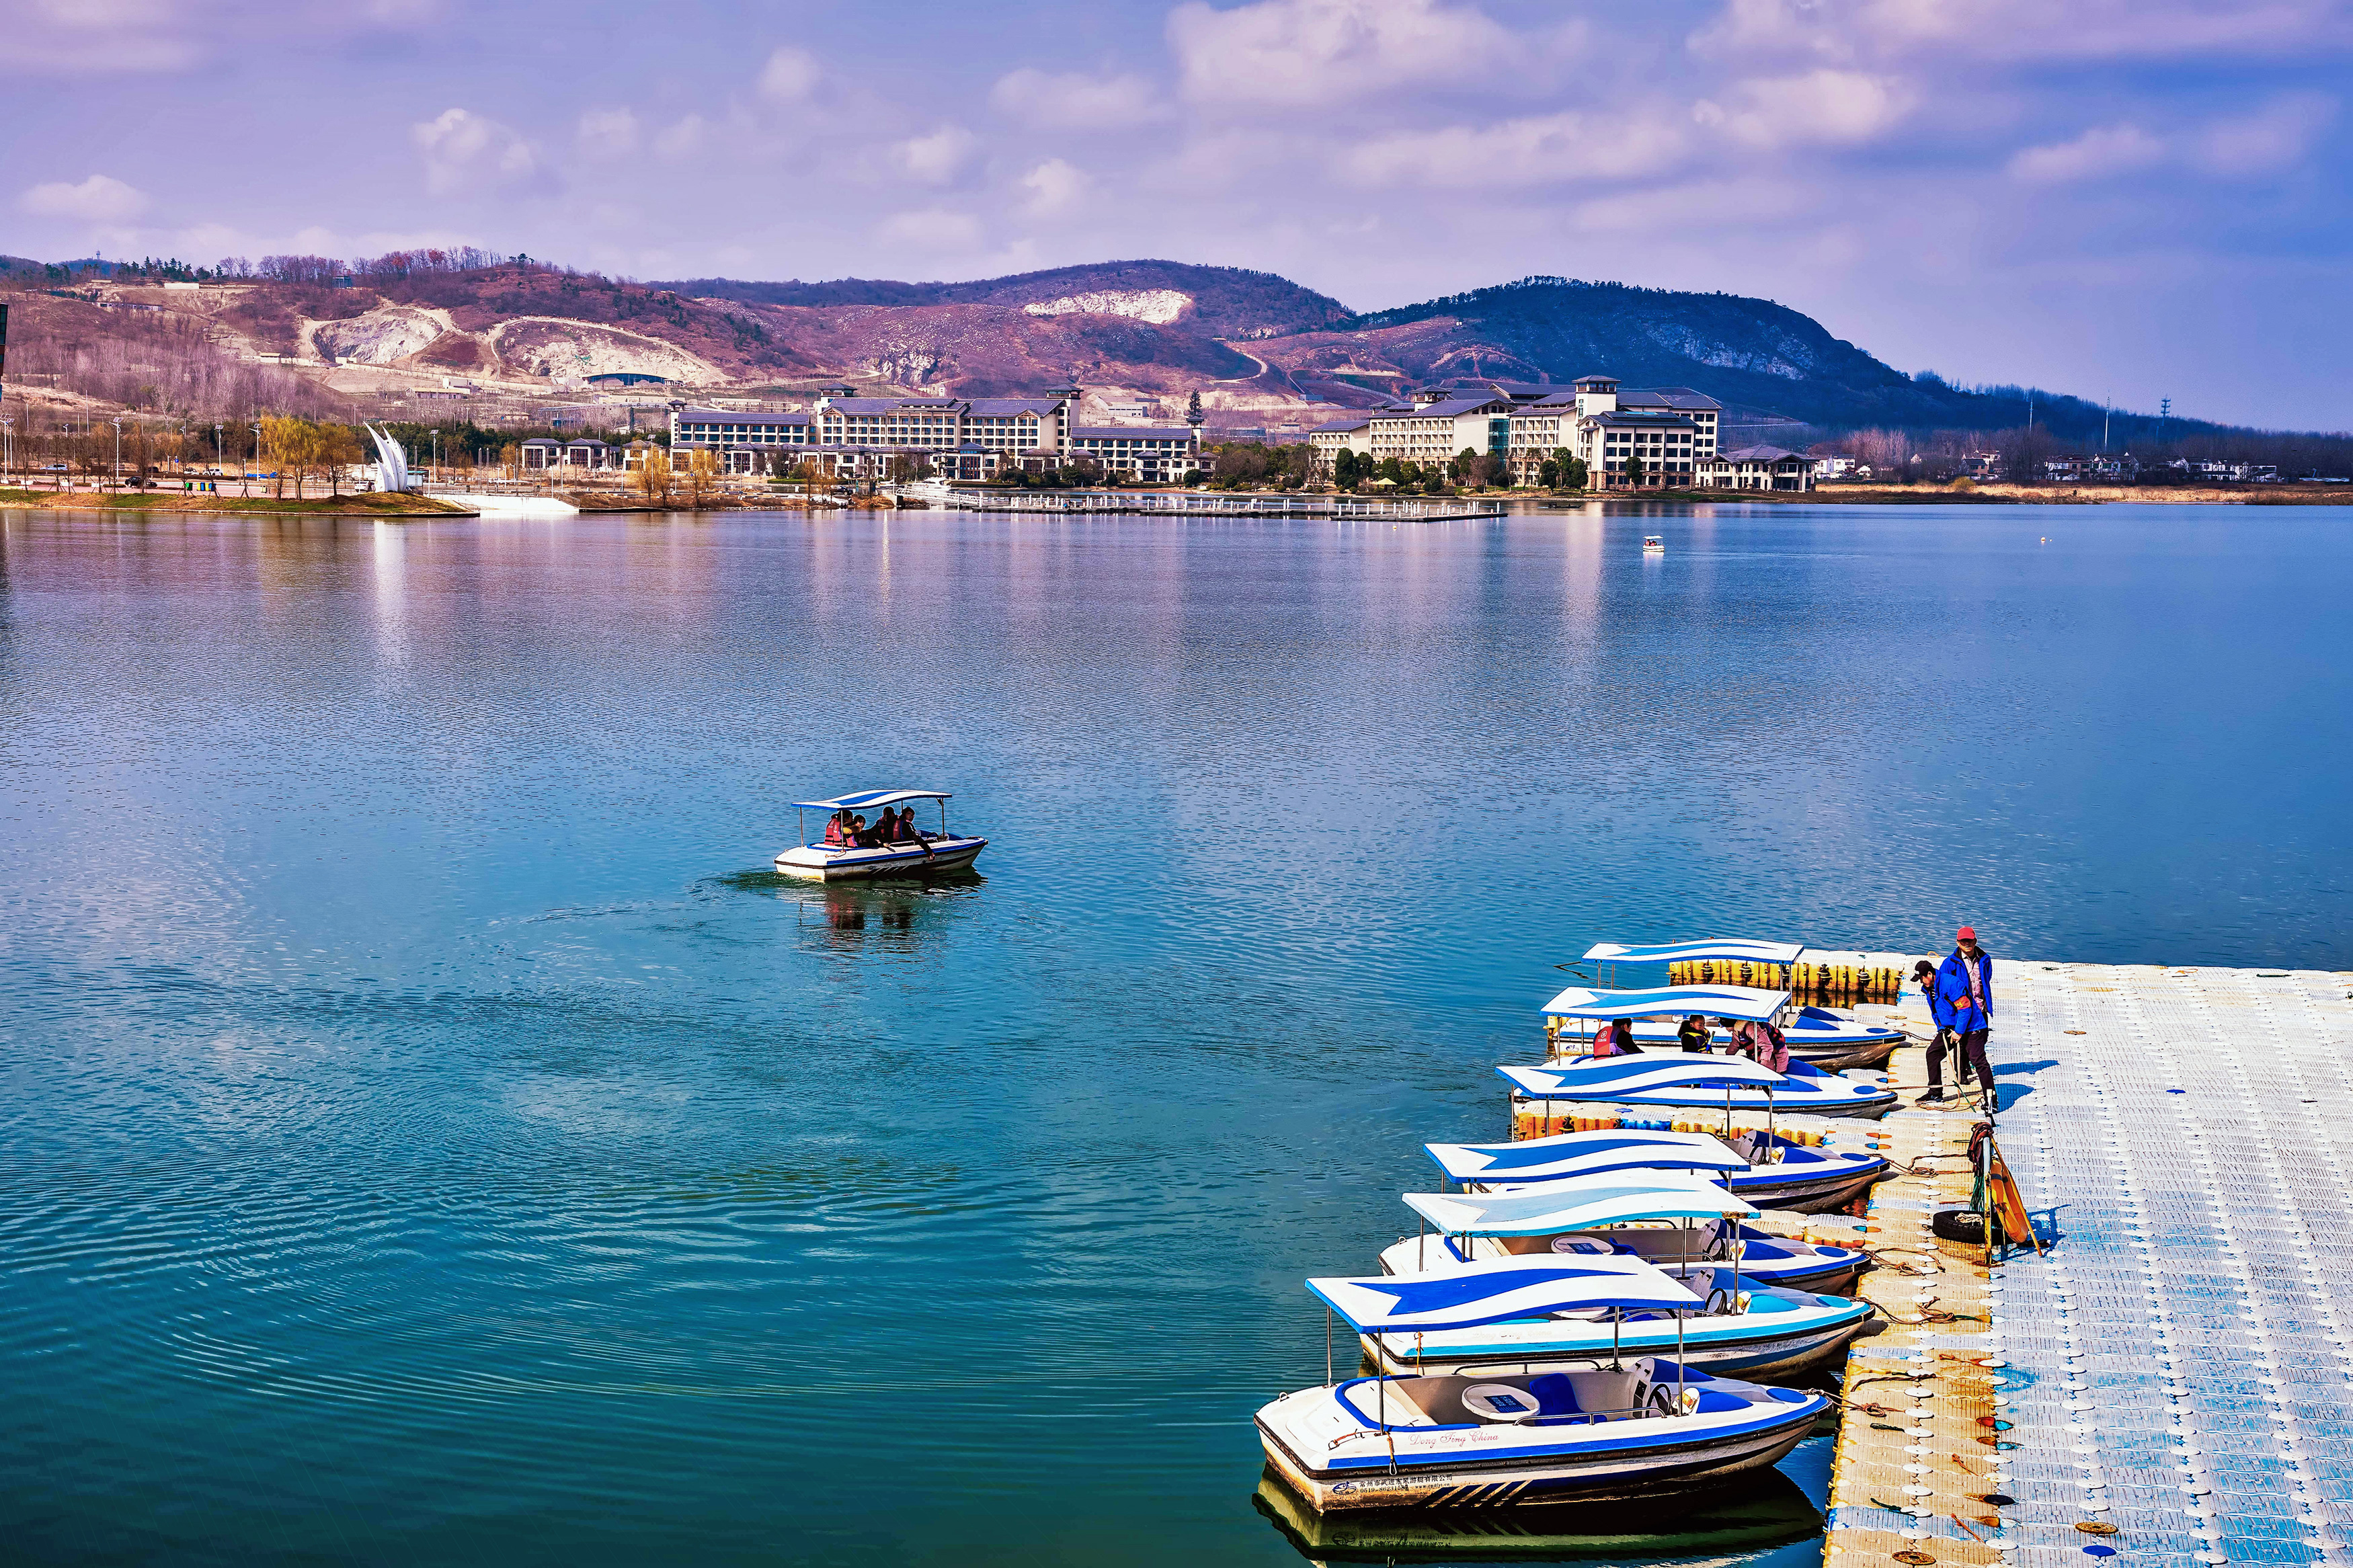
[668,387,1201,483]
[1312,374,1797,491]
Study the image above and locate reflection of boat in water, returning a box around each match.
[774,789,986,880]
[1252,1464,1821,1562]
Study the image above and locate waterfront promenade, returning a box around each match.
[1827,960,2353,1568]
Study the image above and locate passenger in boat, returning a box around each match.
[1591,1017,1644,1056]
[892,809,922,844]
[875,807,900,845]
[822,811,848,847]
[1677,1014,1712,1053]
[1930,928,1996,1106]
[850,813,877,848]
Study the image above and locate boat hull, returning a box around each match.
[1257,1399,1818,1513]
[1722,1163,1885,1212]
[774,836,986,881]
[1512,1089,1895,1122]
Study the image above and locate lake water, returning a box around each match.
[3,502,2348,1566]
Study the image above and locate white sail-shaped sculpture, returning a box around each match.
[364,424,413,493]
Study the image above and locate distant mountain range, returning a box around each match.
[4,250,2280,444]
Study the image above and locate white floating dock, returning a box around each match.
[1824,959,2353,1568]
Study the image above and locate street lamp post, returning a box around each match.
[110,418,123,487]
[214,423,223,484]
[249,421,262,497]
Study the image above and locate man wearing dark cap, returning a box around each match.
[1928,927,1995,1106]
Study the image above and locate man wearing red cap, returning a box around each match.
[1926,927,1995,1105]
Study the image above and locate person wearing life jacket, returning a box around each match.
[1591,1017,1644,1056]
[822,811,849,846]
[1677,1014,1712,1053]
[1931,927,1996,1106]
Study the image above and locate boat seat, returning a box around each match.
[1525,1372,1583,1421]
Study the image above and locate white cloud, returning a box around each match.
[1020,157,1090,214]
[577,108,640,156]
[1571,175,1817,236]
[874,208,986,252]
[892,124,976,184]
[411,108,545,196]
[2006,122,2167,183]
[19,173,150,222]
[1691,0,2353,65]
[757,45,820,102]
[1346,109,1690,188]
[1692,70,1911,149]
[1168,0,1513,109]
[0,0,202,73]
[989,68,1169,129]
[653,114,711,158]
[2192,92,2336,174]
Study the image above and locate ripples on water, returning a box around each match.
[1,504,2346,1565]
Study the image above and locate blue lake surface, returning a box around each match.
[1,502,2348,1565]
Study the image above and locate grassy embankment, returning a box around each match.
[0,487,477,516]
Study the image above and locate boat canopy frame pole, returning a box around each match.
[939,798,949,839]
[796,809,806,849]
[1325,1307,1334,1389]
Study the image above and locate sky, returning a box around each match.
[5,0,2352,429]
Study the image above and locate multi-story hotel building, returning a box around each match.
[1501,375,1721,487]
[1360,395,1516,468]
[668,387,1196,481]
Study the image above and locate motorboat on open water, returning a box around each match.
[1254,1262,1831,1512]
[774,790,986,881]
[1572,940,1908,1069]
[1425,1124,1888,1214]
[1376,1180,1868,1298]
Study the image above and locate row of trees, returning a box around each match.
[1329,446,1588,493]
[1817,423,2353,483]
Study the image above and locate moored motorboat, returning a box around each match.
[1572,941,1907,1068]
[1378,1182,1867,1297]
[1425,1125,1888,1213]
[1499,1046,1899,1122]
[1254,1263,1831,1513]
[774,789,986,881]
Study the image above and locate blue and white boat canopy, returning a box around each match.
[1404,1180,1759,1235]
[1426,1128,1747,1184]
[1540,984,1792,1024]
[1581,939,1804,965]
[790,789,952,811]
[1499,1057,1789,1098]
[1308,1259,1702,1333]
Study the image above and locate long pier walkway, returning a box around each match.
[947,491,1509,522]
[1825,960,2353,1568]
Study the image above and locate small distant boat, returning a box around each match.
[1423,1125,1887,1214]
[1254,1262,1831,1512]
[774,789,986,880]
[1376,1180,1868,1297]
[1643,536,1666,552]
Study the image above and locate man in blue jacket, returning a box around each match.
[1929,927,1995,1106]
